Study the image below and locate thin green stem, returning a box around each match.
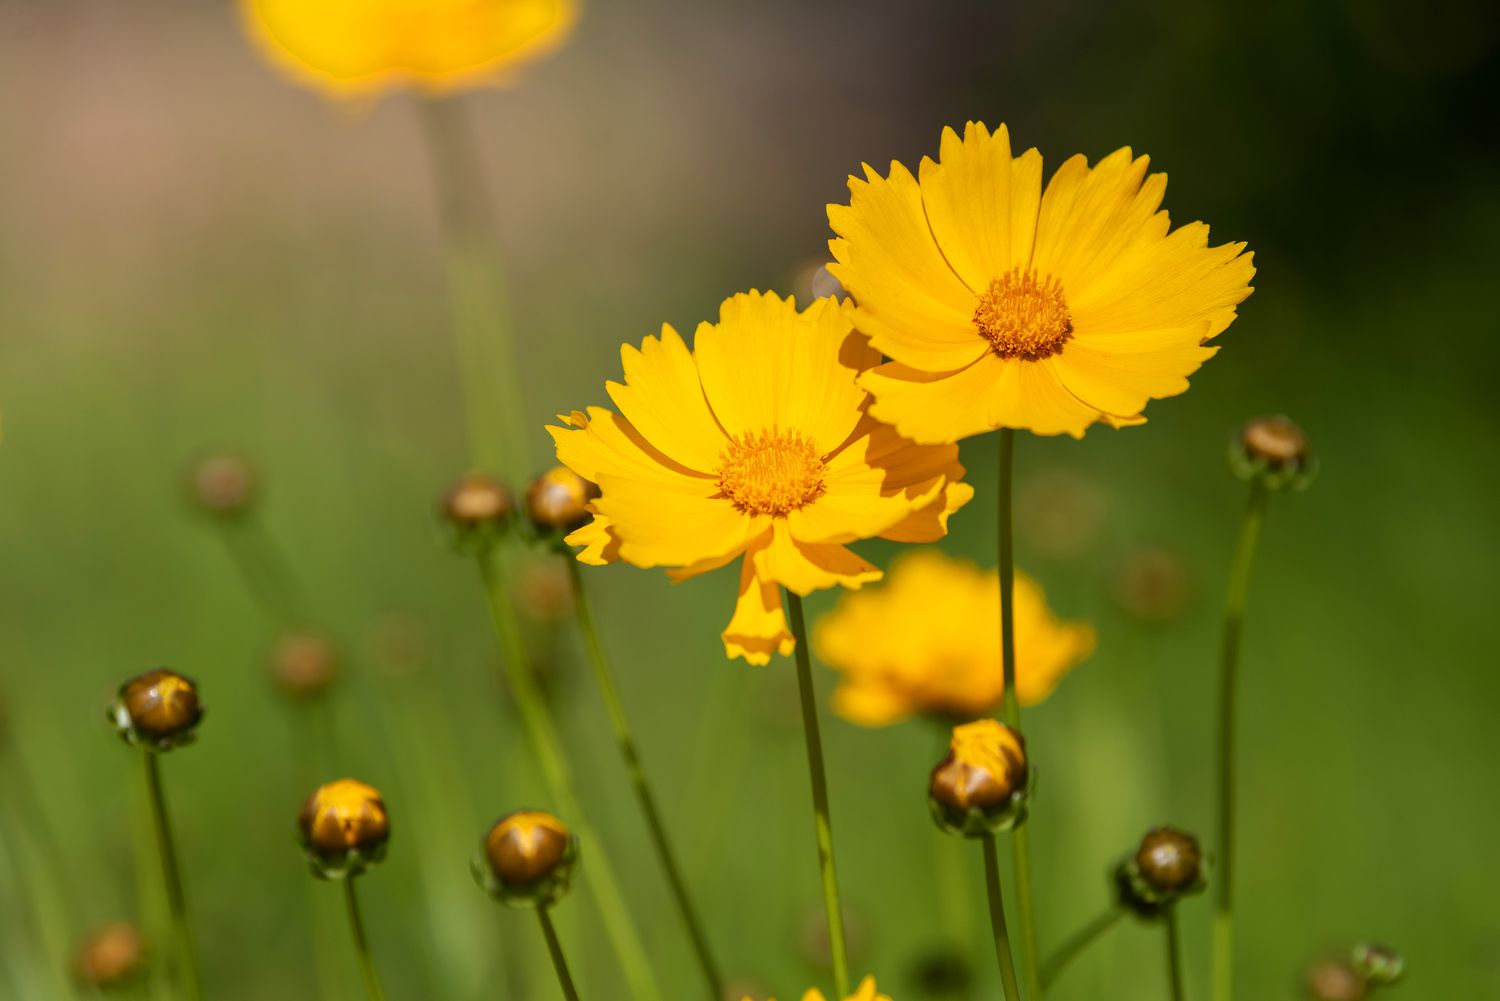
[1040,906,1124,989]
[997,428,1042,999]
[1213,482,1269,1001]
[1167,906,1186,1001]
[537,906,582,1001]
[476,547,662,1001]
[143,752,200,1001]
[343,877,387,1001]
[786,592,850,999]
[981,833,1023,1001]
[218,519,306,627]
[567,561,723,998]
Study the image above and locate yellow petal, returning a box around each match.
[1050,326,1218,417]
[563,511,616,565]
[1031,148,1164,295]
[606,323,727,473]
[753,523,882,596]
[549,407,703,486]
[882,479,975,543]
[592,472,756,570]
[722,552,793,665]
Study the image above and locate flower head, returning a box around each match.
[298,779,390,878]
[75,923,148,991]
[816,551,1094,725]
[111,670,203,751]
[1115,826,1206,917]
[241,0,578,99]
[749,976,891,1001]
[474,810,578,907]
[929,719,1030,836]
[550,291,973,663]
[828,122,1254,442]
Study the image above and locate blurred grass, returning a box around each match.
[2,0,1499,998]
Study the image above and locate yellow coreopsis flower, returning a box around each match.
[828,122,1255,442]
[241,0,578,98]
[550,291,973,664]
[815,550,1095,726]
[748,976,891,1001]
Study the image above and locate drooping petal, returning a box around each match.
[722,551,793,665]
[753,523,882,596]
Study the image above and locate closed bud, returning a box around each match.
[187,453,258,518]
[298,779,390,878]
[1229,415,1316,491]
[928,719,1030,837]
[270,632,338,699]
[75,923,147,991]
[474,810,578,907]
[441,473,514,546]
[110,670,203,751]
[1350,943,1403,985]
[526,466,599,535]
[1305,960,1367,1001]
[1115,826,1206,918]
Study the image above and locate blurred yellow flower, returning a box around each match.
[828,122,1254,442]
[551,291,973,664]
[749,976,891,1001]
[815,550,1095,725]
[241,0,578,98]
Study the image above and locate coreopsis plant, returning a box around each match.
[550,290,974,664]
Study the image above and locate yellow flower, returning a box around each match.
[550,291,973,664]
[241,0,578,98]
[828,122,1254,442]
[749,976,891,1001]
[816,551,1095,725]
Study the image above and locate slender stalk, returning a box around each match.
[981,833,1022,1001]
[476,546,662,1001]
[1166,906,1186,1001]
[218,519,306,626]
[1212,481,1269,1001]
[1040,906,1124,988]
[342,877,387,1001]
[567,561,723,997]
[142,752,200,1001]
[785,592,850,999]
[996,428,1043,999]
[537,906,582,1001]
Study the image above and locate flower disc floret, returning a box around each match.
[718,430,827,516]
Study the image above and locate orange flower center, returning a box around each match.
[717,429,826,517]
[973,267,1073,360]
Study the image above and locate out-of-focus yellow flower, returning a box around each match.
[815,551,1094,725]
[550,291,973,664]
[748,976,891,1001]
[241,0,579,98]
[827,122,1254,442]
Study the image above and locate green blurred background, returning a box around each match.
[2,0,1498,998]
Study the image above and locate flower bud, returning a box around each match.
[298,779,390,878]
[187,452,258,518]
[929,719,1030,837]
[269,631,338,699]
[1304,960,1367,1001]
[75,923,147,991]
[474,810,578,907]
[1349,943,1403,985]
[1229,415,1316,491]
[1115,826,1206,917]
[441,473,514,546]
[525,466,599,536]
[110,670,203,751]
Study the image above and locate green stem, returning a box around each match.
[218,518,306,626]
[981,833,1023,1001]
[1212,482,1269,1001]
[537,906,582,1001]
[343,877,387,1001]
[1040,907,1124,989]
[476,547,662,1001]
[786,592,850,999]
[1167,906,1186,1001]
[567,561,723,998]
[416,95,529,475]
[997,428,1043,999]
[143,752,200,1001]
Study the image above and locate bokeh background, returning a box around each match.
[3,0,1499,998]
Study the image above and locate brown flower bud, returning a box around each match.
[188,453,257,517]
[1135,827,1202,893]
[525,466,599,534]
[1230,415,1316,490]
[75,923,147,991]
[929,719,1029,836]
[270,632,338,699]
[298,779,390,877]
[111,670,203,750]
[476,810,578,907]
[441,473,514,545]
[1305,960,1367,1001]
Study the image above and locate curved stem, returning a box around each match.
[537,906,582,1001]
[343,877,387,1001]
[476,548,662,1001]
[981,833,1022,1001]
[143,751,200,1001]
[1040,906,1124,989]
[997,428,1043,999]
[1167,906,1186,1001]
[1213,482,1269,1001]
[568,561,723,998]
[786,592,850,999]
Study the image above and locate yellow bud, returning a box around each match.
[75,923,147,991]
[112,670,203,750]
[476,810,577,907]
[298,779,390,877]
[929,719,1029,836]
[525,466,599,534]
